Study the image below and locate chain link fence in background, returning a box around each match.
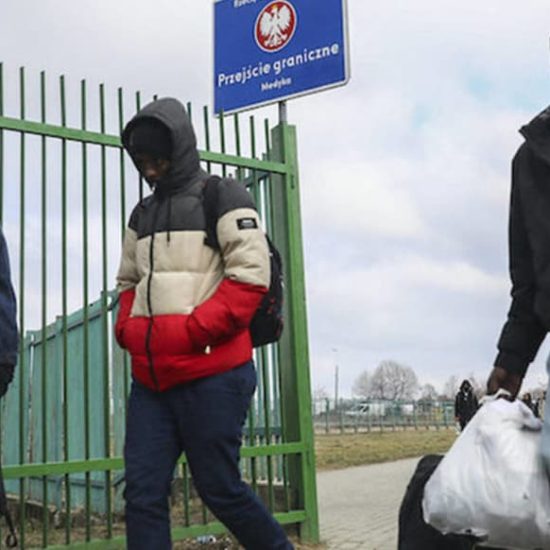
[312,398,457,434]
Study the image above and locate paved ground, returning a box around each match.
[316,457,420,550]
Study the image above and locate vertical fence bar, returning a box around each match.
[118,87,131,417]
[256,352,266,480]
[260,132,273,496]
[219,113,227,177]
[270,120,320,541]
[59,73,72,545]
[249,116,260,206]
[18,65,27,550]
[118,88,127,239]
[182,463,190,527]
[247,115,258,493]
[81,79,92,541]
[40,69,50,547]
[99,83,113,538]
[233,114,242,181]
[203,106,212,173]
[259,129,277,503]
[196,104,222,527]
[272,346,283,484]
[199,101,212,517]
[135,91,144,201]
[261,351,275,511]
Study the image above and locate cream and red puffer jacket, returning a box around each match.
[115,98,269,391]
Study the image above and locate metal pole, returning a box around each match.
[278,100,287,124]
[334,365,339,413]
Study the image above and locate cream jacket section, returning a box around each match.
[130,231,224,317]
[217,207,270,287]
[116,228,139,292]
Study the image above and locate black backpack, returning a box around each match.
[202,176,284,348]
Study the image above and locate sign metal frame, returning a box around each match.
[213,0,350,116]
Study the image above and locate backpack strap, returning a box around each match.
[202,175,222,250]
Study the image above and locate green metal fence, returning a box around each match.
[0,63,319,548]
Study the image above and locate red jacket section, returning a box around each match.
[115,281,266,390]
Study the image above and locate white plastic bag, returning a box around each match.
[422,396,550,549]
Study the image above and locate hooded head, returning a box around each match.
[121,97,207,193]
[460,379,472,392]
[127,117,172,160]
[519,105,550,166]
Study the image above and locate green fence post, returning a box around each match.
[269,122,319,543]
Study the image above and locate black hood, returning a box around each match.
[121,97,208,194]
[519,105,550,166]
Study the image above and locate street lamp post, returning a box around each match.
[332,348,339,413]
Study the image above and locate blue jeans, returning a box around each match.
[123,361,293,550]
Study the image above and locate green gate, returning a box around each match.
[0,63,318,549]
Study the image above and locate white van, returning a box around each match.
[345,402,386,417]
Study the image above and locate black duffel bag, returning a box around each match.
[398,454,477,550]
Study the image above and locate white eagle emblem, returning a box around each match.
[256,1,297,52]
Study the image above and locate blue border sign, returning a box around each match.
[214,0,349,115]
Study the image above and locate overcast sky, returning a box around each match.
[2,1,550,397]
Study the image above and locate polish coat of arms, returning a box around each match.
[255,1,297,52]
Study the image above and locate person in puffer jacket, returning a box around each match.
[116,97,293,550]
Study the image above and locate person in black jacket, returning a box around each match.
[486,106,550,472]
[454,380,478,431]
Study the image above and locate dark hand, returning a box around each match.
[0,363,15,398]
[486,366,522,399]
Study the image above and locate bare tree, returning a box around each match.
[442,375,459,399]
[313,386,329,400]
[420,383,438,401]
[368,360,418,401]
[352,371,369,399]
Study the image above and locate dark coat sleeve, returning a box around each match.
[0,227,18,366]
[494,146,547,377]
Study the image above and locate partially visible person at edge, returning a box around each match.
[454,379,478,431]
[486,105,550,475]
[114,97,293,550]
[0,226,17,399]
